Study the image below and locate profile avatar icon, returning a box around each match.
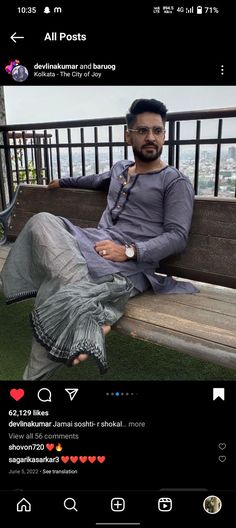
[203,495,222,514]
[12,65,29,82]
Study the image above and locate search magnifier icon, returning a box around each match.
[64,497,78,512]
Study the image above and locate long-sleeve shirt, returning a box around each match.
[59,160,198,294]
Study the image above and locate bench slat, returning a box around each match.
[160,230,236,288]
[115,318,236,370]
[8,212,98,238]
[125,293,236,345]
[147,292,236,317]
[7,186,107,240]
[6,185,236,288]
[190,199,236,238]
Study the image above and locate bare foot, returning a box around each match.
[101,324,111,336]
[72,354,88,365]
[72,324,111,365]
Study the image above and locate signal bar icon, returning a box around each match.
[186,6,194,13]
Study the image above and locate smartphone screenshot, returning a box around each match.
[0,1,235,523]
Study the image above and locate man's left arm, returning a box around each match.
[134,179,195,264]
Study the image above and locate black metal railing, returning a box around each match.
[0,108,236,210]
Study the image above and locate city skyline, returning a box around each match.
[3,85,236,124]
[11,144,236,199]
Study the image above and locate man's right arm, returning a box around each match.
[47,170,111,191]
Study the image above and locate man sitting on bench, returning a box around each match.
[1,98,197,380]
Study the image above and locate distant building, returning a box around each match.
[228,146,236,160]
[201,150,211,161]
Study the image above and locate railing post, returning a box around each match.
[94,127,99,173]
[3,131,14,201]
[34,134,43,184]
[168,120,175,166]
[108,126,113,168]
[0,146,7,209]
[194,121,201,195]
[175,121,180,169]
[214,119,222,197]
[43,130,50,184]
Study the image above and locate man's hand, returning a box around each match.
[47,180,60,189]
[95,240,127,262]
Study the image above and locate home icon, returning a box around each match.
[16,498,31,512]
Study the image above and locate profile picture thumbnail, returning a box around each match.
[11,65,29,82]
[203,495,222,514]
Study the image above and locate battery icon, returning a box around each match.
[197,6,203,14]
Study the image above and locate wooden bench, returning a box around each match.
[1,183,236,370]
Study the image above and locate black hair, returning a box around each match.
[126,98,168,128]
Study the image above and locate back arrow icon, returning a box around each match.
[11,32,24,43]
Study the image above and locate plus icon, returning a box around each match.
[111,497,125,512]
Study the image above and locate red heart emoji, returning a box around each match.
[79,456,87,463]
[97,456,106,463]
[61,456,69,464]
[46,443,54,451]
[10,388,25,401]
[70,456,78,463]
[88,456,96,464]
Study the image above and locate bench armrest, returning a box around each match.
[0,185,22,245]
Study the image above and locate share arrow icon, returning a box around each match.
[65,388,79,401]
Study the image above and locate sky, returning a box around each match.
[3,85,236,124]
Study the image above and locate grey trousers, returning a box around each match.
[12,213,138,380]
[23,337,63,381]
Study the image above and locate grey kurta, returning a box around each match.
[59,160,198,294]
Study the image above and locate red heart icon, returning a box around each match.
[79,456,87,463]
[70,456,78,464]
[88,456,96,464]
[10,388,25,401]
[97,456,106,463]
[61,456,69,464]
[46,443,54,451]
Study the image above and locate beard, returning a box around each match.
[133,144,163,162]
